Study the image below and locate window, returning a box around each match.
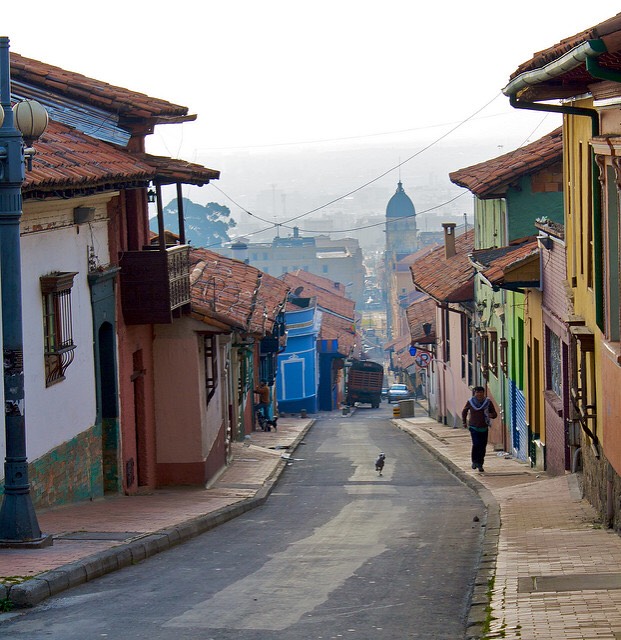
[443,307,450,363]
[322,265,328,273]
[488,330,498,376]
[203,334,218,404]
[40,272,78,386]
[547,329,562,397]
[499,338,508,375]
[478,331,489,379]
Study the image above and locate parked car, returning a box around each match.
[387,383,411,403]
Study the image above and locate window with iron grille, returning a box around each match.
[547,329,562,397]
[40,272,78,387]
[203,334,218,404]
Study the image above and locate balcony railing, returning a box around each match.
[119,245,191,325]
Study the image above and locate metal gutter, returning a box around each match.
[502,39,607,97]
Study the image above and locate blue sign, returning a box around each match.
[409,346,417,356]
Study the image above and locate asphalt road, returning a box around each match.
[0,406,485,639]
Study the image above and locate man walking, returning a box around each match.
[462,386,497,473]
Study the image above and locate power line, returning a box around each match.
[197,110,510,151]
[207,92,503,244]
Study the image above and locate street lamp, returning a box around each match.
[0,37,51,547]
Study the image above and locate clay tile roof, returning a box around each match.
[410,229,475,303]
[190,248,289,335]
[11,52,189,119]
[287,269,348,297]
[22,122,219,197]
[449,128,562,198]
[24,120,153,196]
[282,271,356,355]
[406,296,437,344]
[505,13,621,102]
[138,153,220,186]
[318,312,356,356]
[471,237,540,287]
[281,272,355,320]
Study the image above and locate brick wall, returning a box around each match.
[530,162,563,194]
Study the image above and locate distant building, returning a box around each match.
[214,227,365,307]
[384,181,418,339]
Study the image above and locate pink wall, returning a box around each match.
[153,320,226,486]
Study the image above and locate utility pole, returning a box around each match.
[0,37,51,547]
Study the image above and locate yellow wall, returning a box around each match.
[564,103,614,471]
[524,288,545,466]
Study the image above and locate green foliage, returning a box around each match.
[149,197,236,248]
[0,597,14,613]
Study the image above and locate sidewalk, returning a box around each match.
[0,417,314,608]
[395,415,621,640]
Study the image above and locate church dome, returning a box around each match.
[386,181,415,218]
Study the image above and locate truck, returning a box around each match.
[345,360,384,408]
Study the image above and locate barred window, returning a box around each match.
[547,329,562,397]
[203,334,218,404]
[40,272,78,386]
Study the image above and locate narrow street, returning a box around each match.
[1,407,485,640]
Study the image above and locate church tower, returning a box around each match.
[385,180,417,258]
[384,181,418,340]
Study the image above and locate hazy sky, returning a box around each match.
[2,2,621,227]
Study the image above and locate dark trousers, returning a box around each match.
[469,427,489,467]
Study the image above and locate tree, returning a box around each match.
[149,197,236,248]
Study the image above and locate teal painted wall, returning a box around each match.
[506,172,564,242]
[1,424,105,509]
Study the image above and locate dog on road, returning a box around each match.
[375,453,386,476]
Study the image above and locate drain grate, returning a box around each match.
[519,573,621,593]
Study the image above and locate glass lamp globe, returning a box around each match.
[13,99,48,144]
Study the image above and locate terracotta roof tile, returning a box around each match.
[24,120,153,196]
[11,52,189,119]
[137,154,219,186]
[406,296,437,344]
[318,312,356,356]
[410,229,475,303]
[282,272,357,355]
[287,269,349,297]
[449,128,562,198]
[190,248,289,335]
[281,272,355,320]
[23,121,218,197]
[471,237,540,286]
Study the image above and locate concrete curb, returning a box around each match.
[392,419,499,640]
[7,419,316,608]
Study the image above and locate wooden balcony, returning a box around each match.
[119,245,191,325]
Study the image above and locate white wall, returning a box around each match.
[0,198,110,466]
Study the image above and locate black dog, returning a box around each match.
[257,412,278,432]
[375,453,386,475]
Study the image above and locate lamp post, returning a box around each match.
[0,37,50,546]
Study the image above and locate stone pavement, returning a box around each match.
[395,415,621,640]
[3,411,621,640]
[0,417,314,608]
